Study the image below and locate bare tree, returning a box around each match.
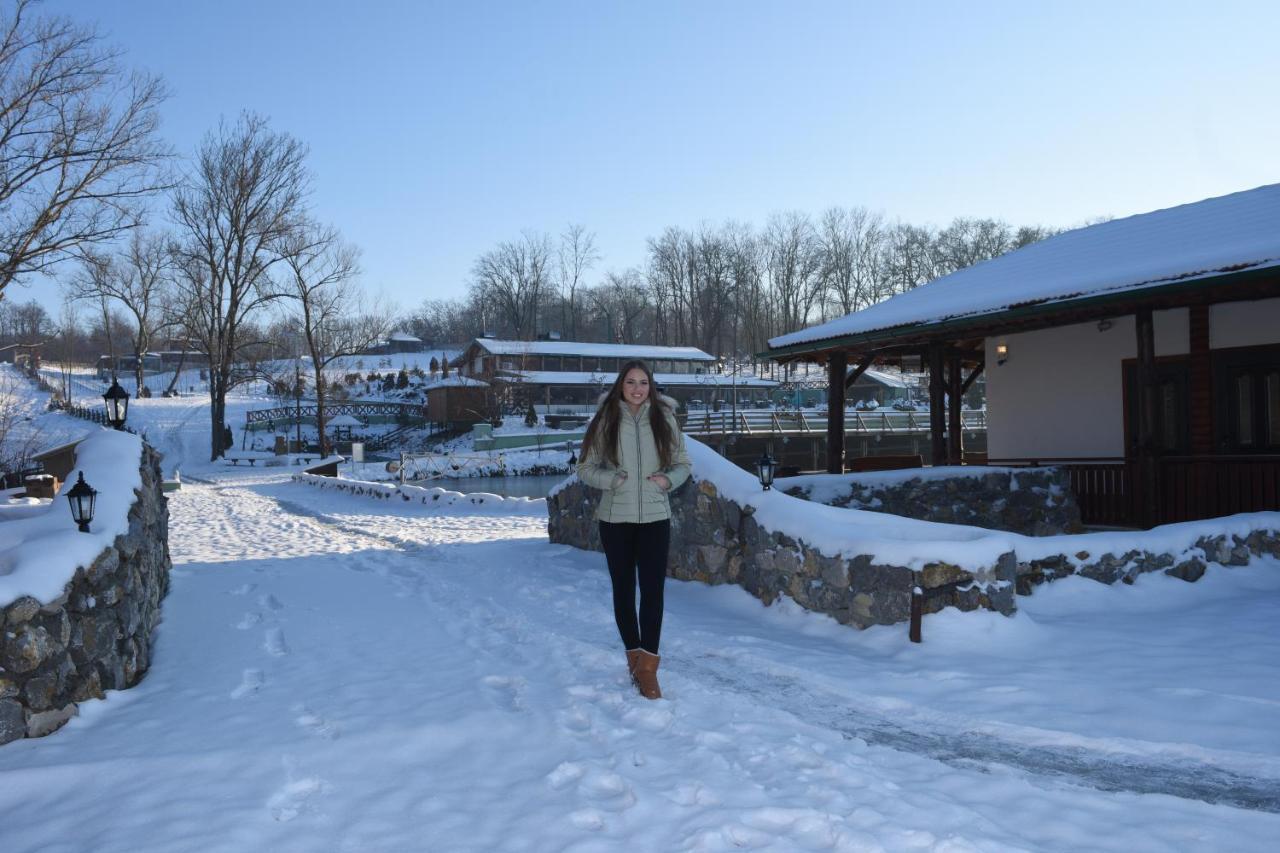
[471,231,553,340]
[763,212,823,334]
[818,206,885,316]
[0,0,169,298]
[173,113,308,460]
[70,231,172,393]
[556,223,598,340]
[279,221,390,454]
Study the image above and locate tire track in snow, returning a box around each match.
[682,652,1280,813]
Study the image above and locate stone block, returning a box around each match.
[1165,557,1207,583]
[3,596,41,626]
[2,624,59,674]
[0,699,25,745]
[921,562,969,590]
[25,703,77,738]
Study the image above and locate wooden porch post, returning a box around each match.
[927,343,946,466]
[1188,305,1213,453]
[827,351,847,473]
[1135,308,1159,527]
[947,351,963,464]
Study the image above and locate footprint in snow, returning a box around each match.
[259,593,285,611]
[545,762,585,790]
[577,771,636,811]
[230,668,264,699]
[236,611,263,630]
[228,583,257,596]
[268,776,326,822]
[295,707,340,740]
[481,675,525,712]
[568,809,606,831]
[264,627,289,656]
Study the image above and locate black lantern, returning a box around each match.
[66,472,97,533]
[103,379,130,430]
[756,452,777,491]
[567,441,577,467]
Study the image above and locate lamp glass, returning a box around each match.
[66,472,97,532]
[756,452,777,490]
[103,379,130,428]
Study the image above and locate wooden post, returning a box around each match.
[947,351,963,465]
[827,351,847,473]
[1188,305,1212,454]
[909,584,923,643]
[927,343,946,466]
[1135,308,1159,527]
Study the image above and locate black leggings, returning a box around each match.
[599,519,671,655]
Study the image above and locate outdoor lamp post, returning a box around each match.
[66,472,97,533]
[567,441,577,467]
[102,379,130,430]
[756,452,777,490]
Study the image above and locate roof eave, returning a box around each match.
[762,264,1280,361]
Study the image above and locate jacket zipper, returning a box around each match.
[635,407,643,523]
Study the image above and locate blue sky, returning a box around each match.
[17,0,1280,319]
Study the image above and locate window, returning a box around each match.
[1214,344,1280,453]
[1123,360,1189,455]
[543,356,561,371]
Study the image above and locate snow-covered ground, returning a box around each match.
[3,363,1280,850]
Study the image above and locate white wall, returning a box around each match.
[1210,298,1280,349]
[986,309,1188,459]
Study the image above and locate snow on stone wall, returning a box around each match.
[0,443,171,745]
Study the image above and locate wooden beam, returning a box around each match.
[1188,305,1213,453]
[1135,308,1159,527]
[947,351,963,464]
[927,343,946,466]
[826,351,847,473]
[960,360,985,396]
[843,354,875,389]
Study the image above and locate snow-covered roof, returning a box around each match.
[472,339,716,361]
[422,376,488,390]
[770,183,1280,353]
[388,331,422,342]
[856,368,914,389]
[496,370,779,388]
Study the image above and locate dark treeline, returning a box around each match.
[406,211,1062,357]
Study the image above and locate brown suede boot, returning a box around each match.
[633,651,661,699]
[625,649,643,686]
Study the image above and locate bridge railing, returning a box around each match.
[679,408,986,436]
[246,400,425,429]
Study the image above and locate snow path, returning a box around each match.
[2,475,1278,851]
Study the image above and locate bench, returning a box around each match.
[846,454,924,473]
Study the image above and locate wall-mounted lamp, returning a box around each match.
[66,472,97,533]
[1097,319,1113,332]
[995,342,1009,366]
[756,452,777,490]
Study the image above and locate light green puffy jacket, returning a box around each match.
[576,397,692,523]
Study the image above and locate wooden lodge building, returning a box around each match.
[453,338,778,411]
[765,183,1280,528]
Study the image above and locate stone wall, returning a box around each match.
[548,477,1017,630]
[782,467,1082,536]
[0,444,171,745]
[1017,528,1280,592]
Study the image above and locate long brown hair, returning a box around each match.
[581,359,677,469]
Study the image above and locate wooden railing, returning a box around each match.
[987,455,1280,528]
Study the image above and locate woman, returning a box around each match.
[576,359,691,699]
